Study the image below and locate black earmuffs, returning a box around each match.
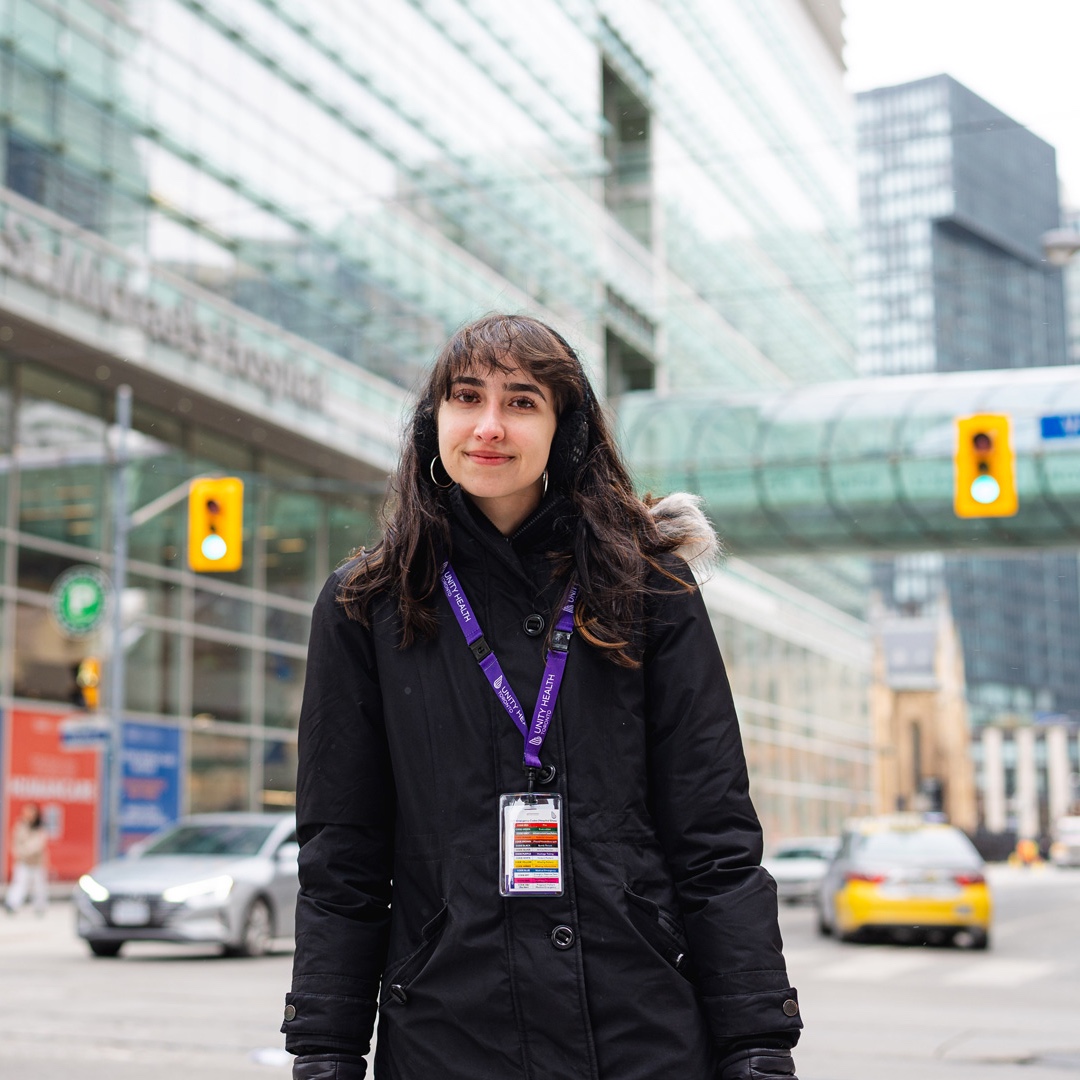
[545,329,593,493]
[546,397,590,493]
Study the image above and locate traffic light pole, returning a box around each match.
[106,384,132,861]
[99,388,226,858]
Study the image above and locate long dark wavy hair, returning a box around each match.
[339,313,690,666]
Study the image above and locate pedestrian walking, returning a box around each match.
[4,802,49,916]
[283,314,802,1080]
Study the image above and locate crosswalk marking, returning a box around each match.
[815,950,931,981]
[942,959,1053,987]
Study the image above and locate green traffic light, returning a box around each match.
[201,533,228,560]
[970,474,1001,505]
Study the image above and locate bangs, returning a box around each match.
[438,337,521,398]
[433,314,586,413]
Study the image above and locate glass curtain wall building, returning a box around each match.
[856,75,1075,728]
[0,0,868,866]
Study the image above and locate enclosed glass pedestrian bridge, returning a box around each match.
[619,367,1080,556]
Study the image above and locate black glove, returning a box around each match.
[717,1046,798,1080]
[292,1052,368,1080]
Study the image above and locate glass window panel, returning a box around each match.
[191,427,254,472]
[8,63,52,144]
[13,597,95,703]
[189,730,250,812]
[105,188,147,249]
[125,627,182,716]
[194,588,251,633]
[12,0,59,70]
[262,491,321,600]
[0,353,14,454]
[263,649,304,729]
[18,459,105,548]
[264,605,309,647]
[261,737,297,809]
[16,373,108,548]
[67,27,109,99]
[127,572,182,620]
[127,458,189,569]
[327,498,377,566]
[192,637,251,723]
[17,545,86,594]
[60,92,106,171]
[69,0,110,37]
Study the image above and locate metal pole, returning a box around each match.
[107,385,132,860]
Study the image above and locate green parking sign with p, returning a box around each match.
[51,566,111,638]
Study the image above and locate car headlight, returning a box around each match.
[162,875,234,906]
[78,875,110,902]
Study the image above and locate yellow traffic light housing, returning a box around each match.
[76,657,101,710]
[953,414,1018,519]
[188,477,244,572]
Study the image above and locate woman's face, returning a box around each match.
[437,360,558,535]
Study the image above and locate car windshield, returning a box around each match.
[854,828,980,867]
[773,847,833,860]
[141,823,275,856]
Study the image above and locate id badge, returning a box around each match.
[499,793,563,897]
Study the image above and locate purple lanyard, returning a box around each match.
[440,562,577,774]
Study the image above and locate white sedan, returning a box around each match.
[763,836,840,904]
[74,812,298,958]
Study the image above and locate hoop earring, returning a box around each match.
[542,470,549,498]
[429,456,454,489]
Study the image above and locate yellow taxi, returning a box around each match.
[816,814,992,949]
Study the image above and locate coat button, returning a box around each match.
[782,998,799,1017]
[538,764,557,785]
[523,614,545,636]
[550,925,575,950]
[389,984,408,1004]
[283,1005,296,1021]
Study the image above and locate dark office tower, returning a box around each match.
[856,75,1076,727]
[1065,206,1080,365]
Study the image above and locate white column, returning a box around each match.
[1014,726,1039,840]
[981,726,1007,832]
[1046,726,1071,824]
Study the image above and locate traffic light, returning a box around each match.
[188,477,244,572]
[75,657,101,710]
[954,414,1018,519]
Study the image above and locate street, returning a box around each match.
[1,865,1078,1078]
[0,900,295,1078]
[787,864,1080,1080]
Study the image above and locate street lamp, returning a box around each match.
[1042,228,1080,267]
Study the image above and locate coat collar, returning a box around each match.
[447,486,576,588]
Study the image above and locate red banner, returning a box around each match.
[3,708,101,882]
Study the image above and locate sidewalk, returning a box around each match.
[1,881,77,905]
[0,896,77,957]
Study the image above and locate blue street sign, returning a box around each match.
[59,716,111,750]
[1041,414,1080,440]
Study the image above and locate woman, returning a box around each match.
[4,802,49,916]
[283,314,802,1080]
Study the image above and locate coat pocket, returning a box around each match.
[379,902,450,1007]
[623,884,695,979]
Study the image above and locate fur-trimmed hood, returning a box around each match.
[648,492,722,578]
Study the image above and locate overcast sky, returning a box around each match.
[842,0,1080,206]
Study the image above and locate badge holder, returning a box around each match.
[499,792,563,897]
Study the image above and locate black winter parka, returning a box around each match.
[283,491,801,1079]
